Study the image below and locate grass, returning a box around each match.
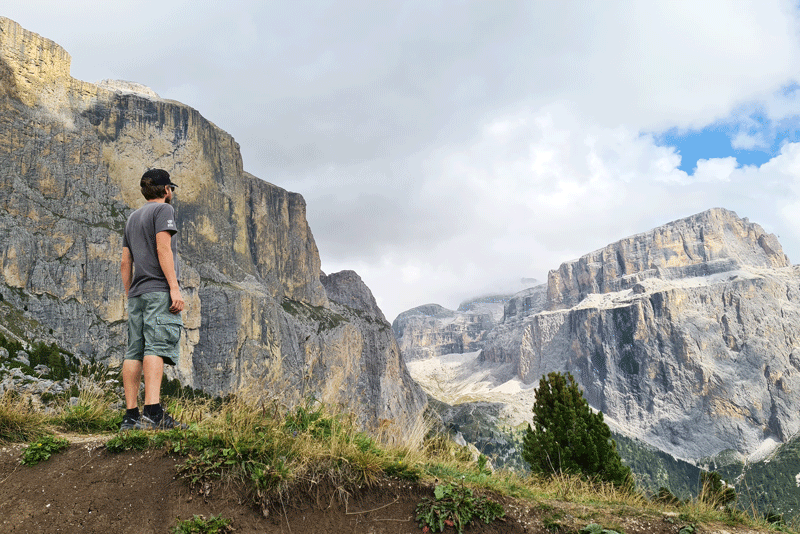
[0,391,50,443]
[104,395,428,511]
[56,383,121,433]
[0,383,797,533]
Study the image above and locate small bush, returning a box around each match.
[763,510,785,526]
[0,332,23,357]
[654,486,680,505]
[699,471,736,508]
[21,434,69,465]
[173,514,232,533]
[415,482,505,534]
[106,430,152,452]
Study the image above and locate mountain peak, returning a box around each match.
[547,207,788,310]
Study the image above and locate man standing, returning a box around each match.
[119,168,186,430]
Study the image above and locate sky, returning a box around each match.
[5,1,800,321]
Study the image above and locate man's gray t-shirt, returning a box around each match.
[122,202,179,298]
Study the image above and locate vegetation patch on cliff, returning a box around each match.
[282,297,347,332]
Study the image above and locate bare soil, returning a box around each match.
[0,436,770,534]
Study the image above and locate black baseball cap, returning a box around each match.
[141,168,178,188]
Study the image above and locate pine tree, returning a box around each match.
[45,344,67,379]
[522,371,632,487]
[0,333,23,359]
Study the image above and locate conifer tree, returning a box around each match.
[522,371,632,487]
[44,344,67,379]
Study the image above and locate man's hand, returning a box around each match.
[169,288,185,314]
[156,230,184,314]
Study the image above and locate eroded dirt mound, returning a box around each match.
[0,437,771,534]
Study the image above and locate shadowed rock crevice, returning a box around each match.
[0,57,18,102]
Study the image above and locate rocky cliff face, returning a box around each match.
[396,208,800,461]
[546,208,789,310]
[393,298,505,361]
[0,17,425,432]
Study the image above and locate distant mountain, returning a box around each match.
[395,208,800,508]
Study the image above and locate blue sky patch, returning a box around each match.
[655,115,778,174]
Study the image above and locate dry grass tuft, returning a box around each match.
[0,391,50,443]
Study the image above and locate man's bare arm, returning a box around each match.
[121,247,133,297]
[156,230,185,313]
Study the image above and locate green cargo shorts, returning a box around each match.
[125,291,182,366]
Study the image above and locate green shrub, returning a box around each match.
[763,510,785,526]
[21,434,69,465]
[0,332,23,357]
[655,486,680,505]
[415,482,505,534]
[173,514,232,533]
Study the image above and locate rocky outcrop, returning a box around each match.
[320,270,386,322]
[546,208,788,310]
[393,299,504,361]
[0,17,425,432]
[397,208,800,461]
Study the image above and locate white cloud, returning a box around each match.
[693,157,739,182]
[730,131,768,151]
[335,111,800,319]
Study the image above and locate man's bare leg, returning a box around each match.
[142,354,164,406]
[122,359,143,410]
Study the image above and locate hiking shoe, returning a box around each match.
[135,411,188,431]
[120,414,140,431]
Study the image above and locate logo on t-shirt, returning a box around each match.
[167,220,175,227]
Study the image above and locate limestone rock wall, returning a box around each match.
[500,268,800,459]
[320,270,386,322]
[495,211,800,459]
[0,17,425,431]
[0,16,71,106]
[397,208,800,460]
